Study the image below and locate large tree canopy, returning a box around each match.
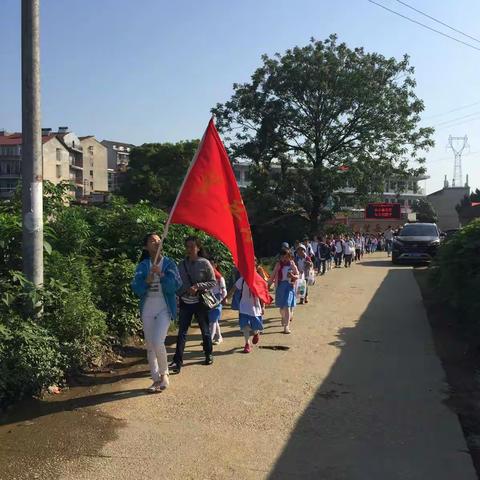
[212,35,434,231]
[412,199,438,224]
[120,140,199,208]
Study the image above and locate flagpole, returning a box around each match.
[153,120,210,264]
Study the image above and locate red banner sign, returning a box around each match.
[365,203,401,220]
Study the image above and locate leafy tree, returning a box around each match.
[456,188,480,225]
[412,199,438,223]
[212,35,434,232]
[121,140,199,207]
[456,188,480,212]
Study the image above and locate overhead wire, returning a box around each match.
[423,101,480,120]
[367,0,480,52]
[433,110,480,127]
[394,0,480,45]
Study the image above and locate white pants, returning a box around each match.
[142,296,171,381]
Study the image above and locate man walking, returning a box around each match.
[384,226,395,258]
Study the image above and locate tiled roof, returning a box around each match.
[0,132,53,145]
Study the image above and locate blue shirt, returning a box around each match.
[131,256,182,320]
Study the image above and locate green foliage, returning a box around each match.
[213,35,433,232]
[0,272,66,406]
[120,140,199,207]
[323,224,352,237]
[0,180,235,406]
[412,199,438,224]
[456,188,480,226]
[91,256,140,339]
[429,219,480,326]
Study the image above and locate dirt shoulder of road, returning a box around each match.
[414,268,480,479]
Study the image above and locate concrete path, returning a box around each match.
[0,255,476,479]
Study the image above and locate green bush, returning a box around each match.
[0,181,235,406]
[91,255,140,340]
[43,252,107,369]
[0,273,66,406]
[0,317,66,406]
[429,219,480,325]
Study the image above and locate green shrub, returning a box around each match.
[0,185,236,406]
[0,317,66,406]
[43,252,107,369]
[91,255,140,339]
[429,219,480,325]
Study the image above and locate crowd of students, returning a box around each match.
[131,228,394,393]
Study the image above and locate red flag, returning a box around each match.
[169,119,271,304]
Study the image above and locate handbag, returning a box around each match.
[297,278,307,298]
[183,261,221,310]
[231,279,244,310]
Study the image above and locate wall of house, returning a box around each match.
[80,137,108,194]
[42,137,70,184]
[427,186,470,231]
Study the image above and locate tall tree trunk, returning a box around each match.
[309,196,321,235]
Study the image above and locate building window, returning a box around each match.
[56,164,61,178]
[90,182,94,189]
[88,146,94,154]
[56,148,61,162]
[90,170,94,176]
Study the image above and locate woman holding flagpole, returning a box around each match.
[170,236,217,374]
[268,247,299,334]
[131,233,182,392]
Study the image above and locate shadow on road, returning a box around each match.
[0,388,147,427]
[267,268,474,479]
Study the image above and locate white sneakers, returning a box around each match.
[147,374,169,393]
[159,374,169,390]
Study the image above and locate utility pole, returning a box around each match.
[21,0,43,287]
[447,135,468,188]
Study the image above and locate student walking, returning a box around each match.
[354,233,362,262]
[384,226,394,257]
[334,236,344,267]
[343,235,355,267]
[170,236,217,374]
[235,277,264,353]
[295,244,313,304]
[318,237,330,275]
[208,258,227,345]
[269,247,299,334]
[131,233,182,393]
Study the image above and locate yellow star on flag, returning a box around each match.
[196,171,221,194]
[226,199,244,221]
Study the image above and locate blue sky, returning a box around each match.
[1,0,480,194]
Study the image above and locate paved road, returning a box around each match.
[0,255,476,479]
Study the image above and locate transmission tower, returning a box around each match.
[447,135,468,187]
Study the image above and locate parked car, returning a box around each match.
[392,223,441,264]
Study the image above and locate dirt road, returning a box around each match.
[0,255,476,479]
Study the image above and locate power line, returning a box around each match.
[434,110,480,127]
[394,0,480,45]
[368,0,480,52]
[435,115,480,131]
[424,100,480,120]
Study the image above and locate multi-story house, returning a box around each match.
[79,136,108,195]
[101,140,135,192]
[0,129,71,198]
[232,160,428,211]
[0,128,110,201]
